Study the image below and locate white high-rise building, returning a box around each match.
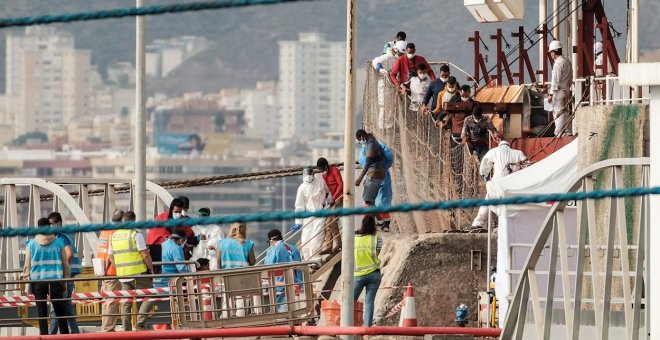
[5,27,91,138]
[243,81,280,145]
[278,33,346,141]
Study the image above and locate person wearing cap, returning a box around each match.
[373,41,404,129]
[174,195,200,260]
[547,40,573,137]
[390,42,436,89]
[471,140,526,229]
[192,207,225,270]
[153,230,191,289]
[293,167,333,262]
[97,209,124,332]
[264,229,303,312]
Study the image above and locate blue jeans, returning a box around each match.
[353,270,381,326]
[50,281,80,334]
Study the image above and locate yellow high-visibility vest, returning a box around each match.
[354,234,380,277]
[110,229,147,276]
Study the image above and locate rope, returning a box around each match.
[0,163,349,205]
[1,185,658,237]
[0,0,319,28]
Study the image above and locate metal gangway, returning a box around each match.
[501,158,649,339]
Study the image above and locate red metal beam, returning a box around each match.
[1,326,502,340]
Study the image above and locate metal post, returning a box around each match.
[552,0,560,39]
[539,0,547,70]
[650,85,660,340]
[631,0,639,64]
[340,0,356,338]
[486,209,492,327]
[134,0,147,221]
[571,0,578,80]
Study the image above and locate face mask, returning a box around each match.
[357,139,366,145]
[474,115,483,121]
[181,210,188,217]
[304,175,314,183]
[461,96,470,102]
[172,212,182,220]
[440,76,449,83]
[321,170,328,175]
[418,73,428,80]
[447,86,456,93]
[407,53,415,59]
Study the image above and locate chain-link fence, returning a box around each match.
[362,64,485,232]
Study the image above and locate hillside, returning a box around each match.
[0,0,655,95]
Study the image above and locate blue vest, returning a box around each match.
[58,233,82,276]
[154,238,190,287]
[219,238,253,269]
[27,238,66,280]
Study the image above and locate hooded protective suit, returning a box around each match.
[472,142,526,227]
[294,173,332,261]
[373,49,399,129]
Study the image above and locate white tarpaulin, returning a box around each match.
[488,139,579,325]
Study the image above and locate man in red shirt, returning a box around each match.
[148,198,185,273]
[390,42,436,88]
[317,157,343,254]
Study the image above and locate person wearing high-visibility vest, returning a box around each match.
[96,209,124,332]
[217,222,255,270]
[353,215,383,327]
[107,211,155,331]
[48,212,81,334]
[22,217,70,335]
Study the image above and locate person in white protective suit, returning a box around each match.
[547,40,573,137]
[292,167,333,263]
[372,41,405,129]
[191,207,224,270]
[471,141,527,228]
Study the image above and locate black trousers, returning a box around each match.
[33,281,69,335]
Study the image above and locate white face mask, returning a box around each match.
[181,210,188,217]
[461,96,470,102]
[447,86,456,93]
[418,73,428,80]
[357,139,366,145]
[172,212,182,220]
[303,175,314,183]
[440,76,449,83]
[474,115,483,122]
[407,53,415,59]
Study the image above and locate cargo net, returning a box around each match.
[362,64,485,233]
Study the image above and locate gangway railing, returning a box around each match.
[501,158,649,340]
[0,262,316,330]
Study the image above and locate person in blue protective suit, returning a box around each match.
[359,139,394,231]
[48,212,80,334]
[153,230,191,289]
[264,229,303,312]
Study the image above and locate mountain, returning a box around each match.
[0,0,655,95]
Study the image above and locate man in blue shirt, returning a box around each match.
[421,64,450,114]
[264,229,302,312]
[154,230,191,288]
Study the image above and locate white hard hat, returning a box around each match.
[548,40,562,52]
[394,40,407,53]
[594,42,603,54]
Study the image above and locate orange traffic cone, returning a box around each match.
[398,284,417,327]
